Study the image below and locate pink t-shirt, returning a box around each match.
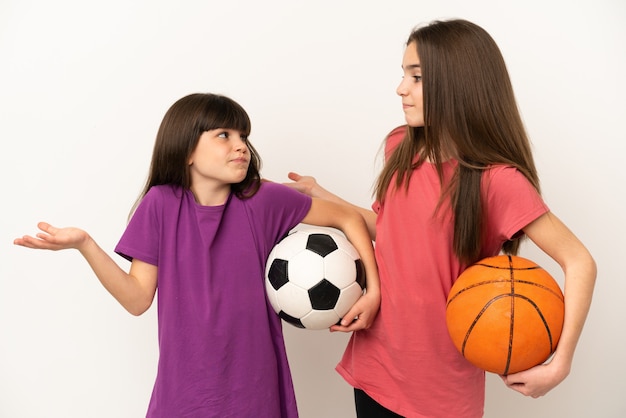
[336,127,549,418]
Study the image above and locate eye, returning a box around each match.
[217,131,229,139]
[413,75,422,82]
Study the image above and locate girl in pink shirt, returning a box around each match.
[287,19,596,418]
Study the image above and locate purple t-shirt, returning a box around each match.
[115,182,312,418]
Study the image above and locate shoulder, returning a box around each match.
[241,181,311,207]
[482,165,549,239]
[134,185,186,215]
[257,180,288,194]
[384,125,407,156]
[238,181,312,237]
[482,165,544,206]
[483,165,533,189]
[257,180,307,198]
[143,184,185,201]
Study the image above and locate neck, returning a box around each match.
[190,184,231,206]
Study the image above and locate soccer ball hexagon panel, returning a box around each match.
[265,228,366,330]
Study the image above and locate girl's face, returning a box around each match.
[396,42,424,127]
[188,128,250,198]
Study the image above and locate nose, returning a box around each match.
[234,135,248,152]
[396,78,408,96]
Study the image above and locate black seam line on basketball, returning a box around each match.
[461,293,509,355]
[461,293,555,374]
[513,293,555,350]
[460,293,513,375]
[514,280,564,301]
[506,254,514,376]
[446,279,563,307]
[473,264,542,271]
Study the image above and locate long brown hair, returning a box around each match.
[132,93,262,214]
[376,19,540,264]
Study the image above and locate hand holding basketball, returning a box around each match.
[446,255,564,375]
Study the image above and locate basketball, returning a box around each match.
[446,255,564,375]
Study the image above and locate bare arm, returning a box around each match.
[300,198,381,332]
[285,172,378,240]
[14,222,157,316]
[501,211,596,397]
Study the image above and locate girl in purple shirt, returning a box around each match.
[14,93,381,417]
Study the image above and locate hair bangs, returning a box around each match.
[199,95,251,136]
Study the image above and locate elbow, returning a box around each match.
[127,305,151,316]
[565,250,597,288]
[588,255,598,284]
[581,248,597,282]
[124,298,154,316]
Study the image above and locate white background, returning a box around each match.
[1,0,624,417]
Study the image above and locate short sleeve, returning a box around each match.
[114,188,161,265]
[246,181,312,245]
[483,166,549,241]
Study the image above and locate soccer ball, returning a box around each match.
[265,228,366,330]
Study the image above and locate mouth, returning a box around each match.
[231,158,249,165]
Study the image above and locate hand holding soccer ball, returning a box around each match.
[265,228,366,330]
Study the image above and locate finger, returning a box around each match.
[330,324,360,333]
[507,384,526,395]
[339,305,362,327]
[37,221,56,234]
[502,370,525,385]
[13,237,30,247]
[330,317,364,333]
[14,235,51,250]
[287,172,301,181]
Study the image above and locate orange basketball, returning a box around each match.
[446,255,564,375]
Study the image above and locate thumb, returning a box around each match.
[339,305,361,327]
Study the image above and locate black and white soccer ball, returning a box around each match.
[265,228,366,330]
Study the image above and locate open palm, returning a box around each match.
[14,222,89,251]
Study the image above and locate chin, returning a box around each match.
[404,115,424,127]
[406,120,425,128]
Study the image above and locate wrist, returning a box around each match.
[76,232,95,253]
[546,350,572,380]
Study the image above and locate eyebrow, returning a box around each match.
[403,64,421,70]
